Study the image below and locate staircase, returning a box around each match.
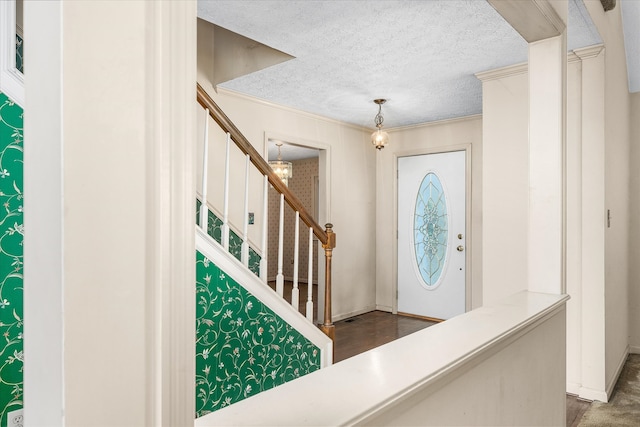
[194,84,335,416]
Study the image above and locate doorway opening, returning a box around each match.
[265,136,329,323]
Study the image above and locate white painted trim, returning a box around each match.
[332,305,378,322]
[573,44,605,60]
[578,386,609,403]
[630,345,640,354]
[605,345,630,400]
[196,227,333,367]
[566,382,582,396]
[23,1,64,424]
[144,1,197,423]
[218,86,367,132]
[0,0,24,106]
[475,62,528,82]
[386,113,482,133]
[376,304,393,312]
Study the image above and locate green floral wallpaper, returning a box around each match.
[195,251,320,416]
[0,93,23,426]
[15,34,23,74]
[196,199,261,276]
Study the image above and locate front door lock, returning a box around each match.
[457,245,464,252]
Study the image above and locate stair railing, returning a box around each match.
[196,83,336,340]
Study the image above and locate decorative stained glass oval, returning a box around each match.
[413,172,448,288]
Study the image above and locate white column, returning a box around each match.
[528,31,567,295]
[276,193,285,297]
[200,108,210,230]
[241,154,250,266]
[576,45,607,401]
[260,175,268,282]
[306,227,314,322]
[222,132,231,250]
[291,211,300,310]
[24,1,196,425]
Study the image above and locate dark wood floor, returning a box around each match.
[567,394,591,427]
[334,310,436,362]
[332,310,592,425]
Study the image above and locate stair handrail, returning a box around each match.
[196,83,336,340]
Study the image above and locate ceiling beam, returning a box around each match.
[487,0,565,43]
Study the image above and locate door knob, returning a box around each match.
[457,245,464,252]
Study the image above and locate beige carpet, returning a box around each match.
[578,354,640,426]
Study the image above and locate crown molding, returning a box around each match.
[215,86,369,132]
[573,44,605,60]
[475,62,528,82]
[387,113,482,133]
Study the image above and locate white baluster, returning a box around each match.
[292,211,300,310]
[306,227,314,322]
[276,193,285,297]
[222,132,231,250]
[241,153,250,266]
[199,108,210,230]
[260,175,268,282]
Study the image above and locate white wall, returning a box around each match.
[584,0,632,396]
[477,66,529,305]
[196,80,377,323]
[630,92,640,353]
[374,116,483,313]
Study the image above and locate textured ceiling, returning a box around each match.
[198,0,603,131]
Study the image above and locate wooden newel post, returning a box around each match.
[320,223,336,341]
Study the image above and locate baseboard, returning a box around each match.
[605,345,630,399]
[332,305,377,322]
[376,304,393,313]
[578,386,608,403]
[566,382,581,396]
[630,345,640,354]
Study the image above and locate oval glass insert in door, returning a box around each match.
[413,172,449,289]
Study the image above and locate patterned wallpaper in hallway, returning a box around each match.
[0,93,23,426]
[267,157,319,284]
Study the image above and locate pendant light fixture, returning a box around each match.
[371,98,390,150]
[268,142,293,186]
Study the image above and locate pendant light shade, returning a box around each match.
[268,142,292,186]
[371,99,389,150]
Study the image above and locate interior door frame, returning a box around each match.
[263,131,332,322]
[392,144,472,315]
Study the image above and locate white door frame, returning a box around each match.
[393,143,472,315]
[263,131,332,322]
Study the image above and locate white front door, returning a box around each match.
[397,150,466,320]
